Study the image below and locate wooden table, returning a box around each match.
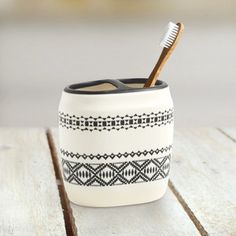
[0,128,235,236]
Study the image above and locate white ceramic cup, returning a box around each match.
[59,78,174,207]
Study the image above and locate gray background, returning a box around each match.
[0,1,235,127]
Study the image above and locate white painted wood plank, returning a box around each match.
[71,188,200,236]
[171,128,236,236]
[0,128,66,236]
[51,128,200,236]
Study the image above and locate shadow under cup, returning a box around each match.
[59,78,174,207]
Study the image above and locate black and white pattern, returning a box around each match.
[59,108,174,131]
[60,145,172,160]
[62,155,170,186]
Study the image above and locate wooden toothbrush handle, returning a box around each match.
[144,23,184,88]
[144,48,169,87]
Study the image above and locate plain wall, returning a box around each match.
[0,8,235,127]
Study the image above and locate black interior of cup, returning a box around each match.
[64,78,168,94]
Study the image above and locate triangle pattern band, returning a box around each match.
[62,155,171,187]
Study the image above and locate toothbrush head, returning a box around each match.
[160,22,180,48]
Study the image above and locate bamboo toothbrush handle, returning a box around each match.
[144,23,184,88]
[144,48,169,87]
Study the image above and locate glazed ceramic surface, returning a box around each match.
[59,78,174,207]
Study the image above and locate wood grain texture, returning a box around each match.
[0,128,66,236]
[171,128,236,236]
[51,128,200,236]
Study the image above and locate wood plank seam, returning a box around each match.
[217,128,236,143]
[46,129,78,236]
[168,181,208,236]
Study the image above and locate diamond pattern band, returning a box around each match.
[62,155,171,186]
[59,108,174,132]
[60,145,172,160]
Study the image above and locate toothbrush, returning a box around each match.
[144,22,184,88]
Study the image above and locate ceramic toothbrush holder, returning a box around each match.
[59,78,174,207]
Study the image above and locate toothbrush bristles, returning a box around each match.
[160,22,179,48]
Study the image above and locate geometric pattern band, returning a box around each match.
[62,155,171,186]
[60,145,172,160]
[59,108,174,131]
